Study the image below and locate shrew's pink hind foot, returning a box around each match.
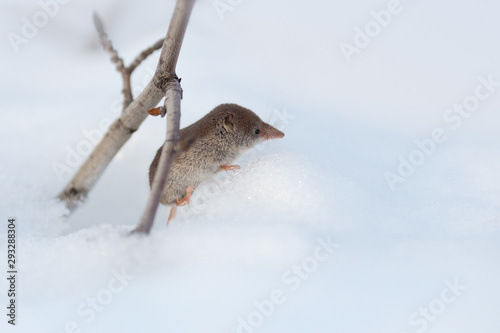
[167,186,194,226]
[175,186,194,207]
[167,206,177,225]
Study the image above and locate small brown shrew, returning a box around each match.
[149,103,285,223]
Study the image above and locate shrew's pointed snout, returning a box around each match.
[260,123,285,140]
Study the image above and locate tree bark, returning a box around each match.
[58,0,196,212]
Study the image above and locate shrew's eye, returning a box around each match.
[255,128,260,135]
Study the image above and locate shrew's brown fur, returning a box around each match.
[149,103,284,205]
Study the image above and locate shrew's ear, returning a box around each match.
[223,113,235,133]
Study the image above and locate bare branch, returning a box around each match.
[93,11,132,109]
[93,12,126,73]
[58,0,197,212]
[57,83,161,211]
[128,38,165,73]
[93,14,165,111]
[154,0,194,90]
[133,81,182,234]
[133,0,196,234]
[92,11,105,35]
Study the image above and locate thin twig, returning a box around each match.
[93,12,126,73]
[133,0,196,234]
[93,12,165,111]
[133,81,182,234]
[93,12,131,109]
[128,38,165,73]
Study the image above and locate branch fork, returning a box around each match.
[93,12,164,111]
[57,0,197,229]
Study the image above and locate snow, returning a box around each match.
[1,0,500,332]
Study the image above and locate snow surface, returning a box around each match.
[1,0,500,332]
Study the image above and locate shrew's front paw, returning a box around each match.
[220,165,240,172]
